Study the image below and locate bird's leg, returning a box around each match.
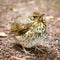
[23,47,31,55]
[23,47,35,56]
[35,46,45,53]
[36,47,47,53]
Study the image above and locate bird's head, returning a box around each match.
[29,12,45,22]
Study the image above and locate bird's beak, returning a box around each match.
[38,14,45,19]
[40,14,45,17]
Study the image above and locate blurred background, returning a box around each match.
[0,0,60,60]
[0,0,60,32]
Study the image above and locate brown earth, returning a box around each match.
[0,0,60,60]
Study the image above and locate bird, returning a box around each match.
[9,12,46,53]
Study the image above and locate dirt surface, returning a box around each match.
[0,0,60,60]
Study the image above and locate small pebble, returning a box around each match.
[0,32,7,37]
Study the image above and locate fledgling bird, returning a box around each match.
[10,12,46,49]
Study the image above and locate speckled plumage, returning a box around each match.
[10,12,46,48]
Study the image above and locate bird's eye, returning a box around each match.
[30,16,38,20]
[33,16,37,18]
[33,16,36,18]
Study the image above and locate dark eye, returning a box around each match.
[30,16,37,20]
[33,16,38,18]
[33,16,36,18]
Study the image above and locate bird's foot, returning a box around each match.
[23,47,35,56]
[23,47,31,55]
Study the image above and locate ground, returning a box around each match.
[0,0,60,60]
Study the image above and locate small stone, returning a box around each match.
[0,32,7,37]
[45,16,54,19]
[57,17,60,20]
